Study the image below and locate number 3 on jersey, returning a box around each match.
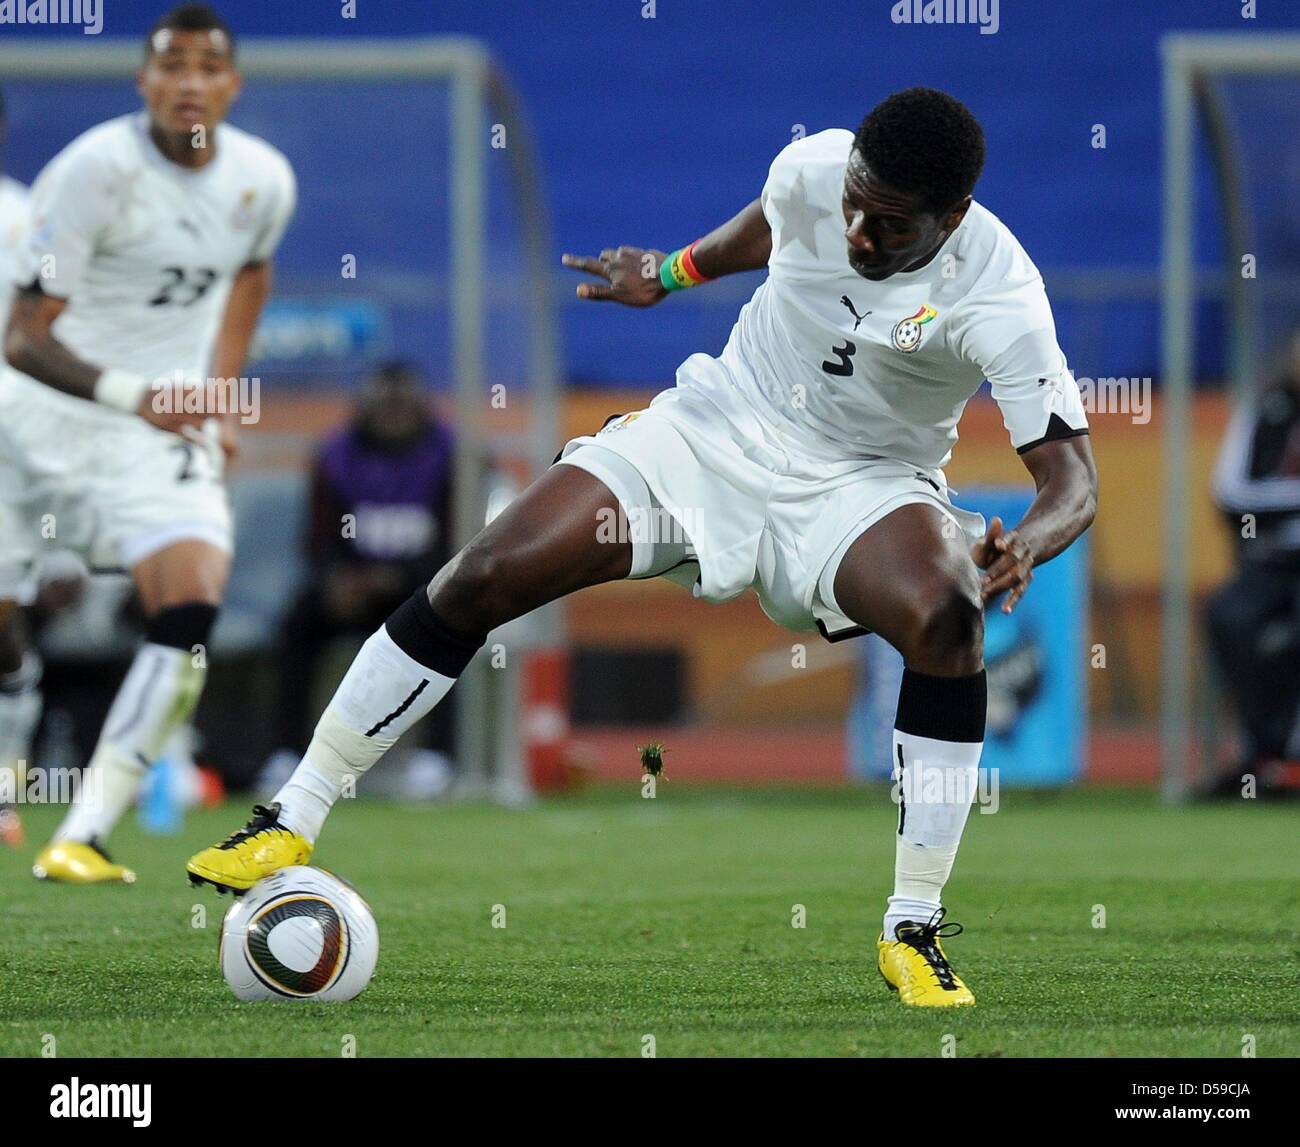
[821,339,856,377]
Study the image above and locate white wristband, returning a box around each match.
[93,368,151,413]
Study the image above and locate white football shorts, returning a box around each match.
[0,377,232,599]
[556,358,985,640]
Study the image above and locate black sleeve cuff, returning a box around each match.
[1016,413,1090,456]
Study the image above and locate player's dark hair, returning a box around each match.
[853,87,985,215]
[146,4,235,60]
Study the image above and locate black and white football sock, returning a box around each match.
[274,587,485,842]
[55,604,215,845]
[884,667,986,941]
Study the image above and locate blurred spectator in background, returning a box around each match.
[260,361,457,797]
[1202,330,1300,799]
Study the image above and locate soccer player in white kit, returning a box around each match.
[0,84,34,849]
[1,5,296,883]
[190,88,1096,1008]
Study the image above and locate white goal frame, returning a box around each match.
[1160,33,1300,801]
[0,37,564,801]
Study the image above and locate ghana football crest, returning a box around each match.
[891,303,938,353]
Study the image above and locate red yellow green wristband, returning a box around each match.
[659,241,712,292]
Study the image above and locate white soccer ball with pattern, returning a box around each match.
[219,866,378,1002]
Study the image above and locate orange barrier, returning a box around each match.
[241,387,1238,730]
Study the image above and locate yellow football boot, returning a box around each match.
[877,907,975,1007]
[186,802,312,894]
[33,839,136,884]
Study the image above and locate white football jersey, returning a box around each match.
[6,111,295,414]
[0,174,30,339]
[693,128,1087,469]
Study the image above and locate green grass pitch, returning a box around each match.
[1,786,1296,1057]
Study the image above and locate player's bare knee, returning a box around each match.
[905,583,984,673]
[429,542,515,634]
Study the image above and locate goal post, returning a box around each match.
[1160,33,1300,802]
[0,37,564,800]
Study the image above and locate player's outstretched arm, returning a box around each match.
[562,197,771,306]
[4,286,207,436]
[971,435,1098,614]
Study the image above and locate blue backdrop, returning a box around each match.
[2,0,1297,388]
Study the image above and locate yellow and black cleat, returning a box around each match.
[877,907,975,1007]
[33,839,136,884]
[186,802,311,894]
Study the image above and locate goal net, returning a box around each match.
[0,38,562,800]
[1160,34,1300,799]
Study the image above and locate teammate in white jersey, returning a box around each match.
[0,84,34,849]
[1,5,295,883]
[189,89,1096,1008]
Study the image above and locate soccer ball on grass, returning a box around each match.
[219,865,378,1002]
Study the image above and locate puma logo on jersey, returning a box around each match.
[177,218,201,240]
[840,295,871,331]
